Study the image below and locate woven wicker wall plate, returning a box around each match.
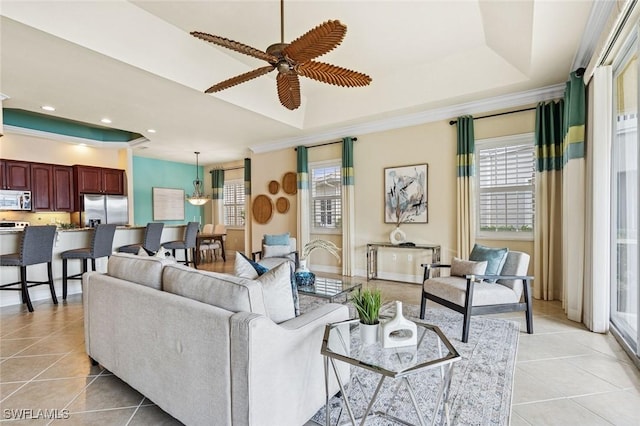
[282,172,297,195]
[268,180,280,194]
[252,194,273,224]
[276,197,290,214]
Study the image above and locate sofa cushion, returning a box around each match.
[234,252,269,278]
[162,264,268,317]
[263,244,292,258]
[425,276,519,306]
[107,253,174,290]
[469,244,508,282]
[450,257,487,277]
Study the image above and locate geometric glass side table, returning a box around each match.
[320,317,460,425]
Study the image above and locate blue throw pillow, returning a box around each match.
[238,252,269,276]
[469,244,508,282]
[264,233,290,246]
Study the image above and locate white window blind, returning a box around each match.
[310,163,342,231]
[223,180,245,227]
[477,134,535,238]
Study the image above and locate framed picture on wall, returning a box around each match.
[384,164,428,224]
[153,187,185,221]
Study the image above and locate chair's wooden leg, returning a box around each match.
[523,279,534,334]
[21,266,34,312]
[48,262,58,305]
[191,248,197,269]
[82,259,88,274]
[62,258,68,300]
[91,258,97,272]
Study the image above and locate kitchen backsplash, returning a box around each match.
[1,211,72,226]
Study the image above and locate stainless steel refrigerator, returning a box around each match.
[82,194,129,226]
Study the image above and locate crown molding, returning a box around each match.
[3,125,147,148]
[250,83,565,154]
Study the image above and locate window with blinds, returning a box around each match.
[223,180,245,227]
[310,162,342,232]
[476,134,535,238]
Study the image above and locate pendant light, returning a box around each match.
[186,151,210,205]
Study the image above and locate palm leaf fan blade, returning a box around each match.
[191,31,278,63]
[283,20,347,64]
[296,61,372,87]
[205,66,275,93]
[276,72,301,110]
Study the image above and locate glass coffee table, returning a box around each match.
[298,277,362,303]
[320,318,460,425]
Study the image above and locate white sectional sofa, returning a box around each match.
[83,253,349,426]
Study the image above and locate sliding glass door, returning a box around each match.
[611,34,639,355]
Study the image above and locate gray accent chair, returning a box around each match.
[420,250,533,343]
[118,222,164,255]
[0,225,58,312]
[61,224,117,299]
[162,221,199,268]
[252,236,299,270]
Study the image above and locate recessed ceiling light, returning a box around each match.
[41,105,56,111]
[147,129,156,133]
[101,118,112,124]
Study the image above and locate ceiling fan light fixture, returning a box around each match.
[186,151,211,206]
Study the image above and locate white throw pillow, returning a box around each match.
[262,244,291,258]
[450,257,488,277]
[256,262,295,323]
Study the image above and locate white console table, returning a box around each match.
[366,242,441,283]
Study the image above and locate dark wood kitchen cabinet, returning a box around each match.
[31,164,74,212]
[0,160,31,190]
[74,165,125,195]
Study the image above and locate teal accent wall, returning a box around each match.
[132,156,204,226]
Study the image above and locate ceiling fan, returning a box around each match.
[191,0,372,110]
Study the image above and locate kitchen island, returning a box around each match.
[0,225,184,308]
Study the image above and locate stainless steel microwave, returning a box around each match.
[0,190,32,211]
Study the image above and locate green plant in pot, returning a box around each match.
[351,288,383,344]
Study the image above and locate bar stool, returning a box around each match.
[118,222,164,254]
[162,221,199,268]
[61,224,117,300]
[0,225,58,312]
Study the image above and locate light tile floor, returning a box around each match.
[0,260,638,425]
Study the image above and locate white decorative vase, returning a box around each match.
[359,323,379,345]
[389,226,406,245]
[380,301,417,348]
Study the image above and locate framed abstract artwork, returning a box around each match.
[384,164,428,224]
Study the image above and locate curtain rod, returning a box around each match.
[209,166,243,172]
[448,107,536,126]
[294,137,357,151]
[449,67,585,126]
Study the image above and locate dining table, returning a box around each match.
[195,233,226,264]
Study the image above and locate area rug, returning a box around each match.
[303,298,519,425]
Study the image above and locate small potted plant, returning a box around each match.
[295,239,341,286]
[350,288,383,345]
